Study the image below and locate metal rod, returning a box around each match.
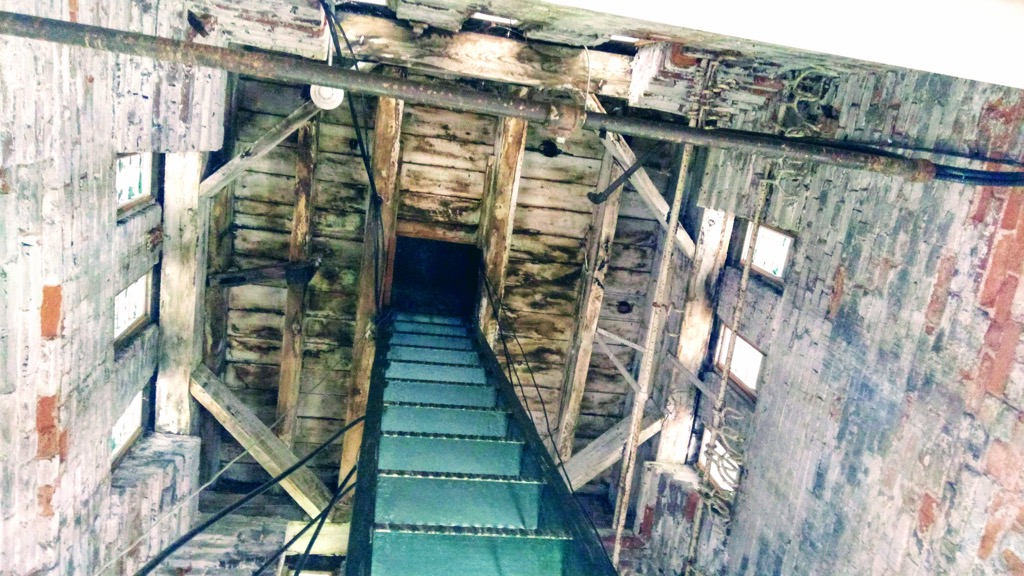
[588,141,666,204]
[611,142,691,567]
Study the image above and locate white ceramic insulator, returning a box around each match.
[311,85,345,110]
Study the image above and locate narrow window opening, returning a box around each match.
[115,272,152,341]
[116,153,154,212]
[714,325,764,395]
[742,224,793,280]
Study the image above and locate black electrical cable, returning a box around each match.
[252,470,358,575]
[133,415,365,576]
[292,465,359,576]
[935,164,1024,186]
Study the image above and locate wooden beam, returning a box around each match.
[156,153,207,434]
[339,97,405,485]
[337,13,632,99]
[554,151,617,460]
[595,326,643,352]
[285,521,349,556]
[587,95,696,260]
[276,120,319,447]
[199,100,320,201]
[595,332,639,393]
[190,365,333,518]
[611,143,692,566]
[657,209,732,463]
[477,116,528,345]
[564,415,663,490]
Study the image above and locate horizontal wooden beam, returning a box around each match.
[200,100,320,201]
[595,327,643,352]
[338,13,632,99]
[564,414,663,490]
[190,365,334,519]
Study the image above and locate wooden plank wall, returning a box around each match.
[212,77,671,493]
[219,78,371,483]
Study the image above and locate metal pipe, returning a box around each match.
[6,11,1021,184]
[583,114,937,182]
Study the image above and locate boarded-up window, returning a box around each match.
[116,154,153,209]
[114,272,150,339]
[714,325,764,394]
[742,224,792,280]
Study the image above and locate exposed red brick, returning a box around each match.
[1002,190,1024,231]
[40,285,62,339]
[36,395,62,460]
[980,94,1024,156]
[918,492,939,533]
[980,492,1023,559]
[971,187,1000,224]
[978,321,1023,397]
[58,430,69,463]
[684,491,700,522]
[639,506,655,538]
[1005,550,1024,576]
[981,234,1024,309]
[669,46,700,69]
[827,265,845,320]
[992,275,1021,324]
[925,254,956,334]
[38,484,55,517]
[986,441,1023,492]
[68,0,78,22]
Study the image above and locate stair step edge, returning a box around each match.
[374,523,571,540]
[377,469,543,484]
[381,430,522,443]
[383,401,509,413]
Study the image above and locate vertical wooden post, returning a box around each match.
[611,144,693,566]
[276,119,319,447]
[339,97,405,484]
[555,151,618,460]
[156,152,208,434]
[477,116,528,344]
[656,208,732,463]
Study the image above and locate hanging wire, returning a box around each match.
[291,464,358,576]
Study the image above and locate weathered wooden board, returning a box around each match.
[401,134,493,171]
[315,152,372,185]
[399,163,486,199]
[403,105,497,144]
[513,206,591,239]
[398,192,481,227]
[509,233,586,264]
[521,151,603,185]
[516,178,594,213]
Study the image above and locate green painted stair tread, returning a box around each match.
[375,473,542,529]
[387,345,480,366]
[377,469,543,484]
[383,380,497,408]
[381,401,509,437]
[393,312,465,326]
[389,332,475,350]
[378,431,524,476]
[384,361,487,384]
[392,320,470,337]
[370,525,568,576]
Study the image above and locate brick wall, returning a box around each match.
[0,1,224,573]
[692,70,1024,575]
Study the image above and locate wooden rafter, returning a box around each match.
[336,13,632,99]
[554,151,618,460]
[275,120,319,447]
[477,116,529,344]
[191,365,333,518]
[339,97,406,485]
[199,100,320,201]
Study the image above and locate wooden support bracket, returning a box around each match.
[190,365,334,519]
